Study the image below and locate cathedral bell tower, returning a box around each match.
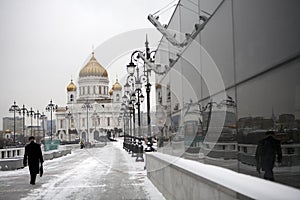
[66,79,77,105]
[110,79,122,103]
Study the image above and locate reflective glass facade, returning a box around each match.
[154,0,300,188]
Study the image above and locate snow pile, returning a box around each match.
[150,152,300,200]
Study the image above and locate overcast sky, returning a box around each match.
[0,0,176,129]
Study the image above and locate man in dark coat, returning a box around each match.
[23,136,44,185]
[255,131,282,181]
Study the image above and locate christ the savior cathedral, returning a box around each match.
[55,52,123,143]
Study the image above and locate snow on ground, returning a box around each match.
[111,140,165,200]
[0,138,165,200]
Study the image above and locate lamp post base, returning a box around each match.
[132,138,138,157]
[144,136,155,152]
[136,137,144,162]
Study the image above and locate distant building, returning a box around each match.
[2,117,23,134]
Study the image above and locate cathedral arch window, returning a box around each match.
[60,119,64,129]
[70,94,74,102]
[71,118,75,128]
[116,94,120,101]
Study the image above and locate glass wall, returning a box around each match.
[154,0,300,188]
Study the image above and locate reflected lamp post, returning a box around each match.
[46,100,58,141]
[9,101,20,144]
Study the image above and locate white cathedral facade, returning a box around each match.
[55,52,123,143]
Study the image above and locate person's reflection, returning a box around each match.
[255,131,282,181]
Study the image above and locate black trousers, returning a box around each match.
[264,167,275,181]
[30,173,37,184]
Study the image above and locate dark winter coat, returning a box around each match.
[23,141,44,174]
[255,135,282,171]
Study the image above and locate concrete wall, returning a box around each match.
[146,152,300,200]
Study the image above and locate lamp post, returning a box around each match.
[78,113,81,142]
[121,106,129,152]
[133,89,145,162]
[27,107,35,136]
[126,76,144,161]
[120,106,126,150]
[92,111,98,141]
[82,100,92,146]
[40,112,46,145]
[65,111,73,142]
[46,100,58,141]
[124,83,138,157]
[9,101,20,145]
[34,110,41,141]
[19,104,28,144]
[144,36,155,152]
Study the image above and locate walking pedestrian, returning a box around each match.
[23,136,44,185]
[255,131,282,181]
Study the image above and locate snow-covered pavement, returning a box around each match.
[0,140,165,200]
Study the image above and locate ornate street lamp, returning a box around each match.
[40,112,46,145]
[34,110,41,140]
[129,98,137,156]
[9,101,20,144]
[65,111,73,142]
[135,89,145,162]
[46,100,58,141]
[19,104,28,144]
[126,36,156,152]
[82,100,93,146]
[27,107,35,136]
[91,111,98,141]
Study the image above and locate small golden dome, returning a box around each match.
[5,129,11,133]
[67,80,77,92]
[109,88,113,95]
[79,52,108,78]
[155,83,162,89]
[112,79,122,91]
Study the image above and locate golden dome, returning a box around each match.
[109,88,113,95]
[79,52,108,78]
[67,80,77,92]
[112,79,122,91]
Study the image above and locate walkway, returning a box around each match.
[0,141,164,200]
